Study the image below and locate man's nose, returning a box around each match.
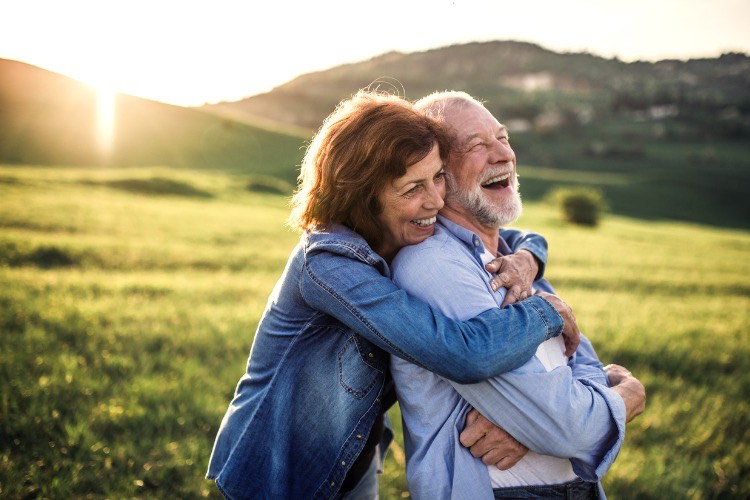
[488,138,515,164]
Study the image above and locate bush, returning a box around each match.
[549,187,607,226]
[96,177,213,198]
[245,175,293,195]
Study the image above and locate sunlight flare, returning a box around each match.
[96,85,115,159]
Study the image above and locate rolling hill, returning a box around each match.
[0,58,306,183]
[205,41,750,137]
[204,41,750,228]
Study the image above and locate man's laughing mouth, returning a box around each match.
[481,172,511,190]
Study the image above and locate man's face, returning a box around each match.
[444,102,522,228]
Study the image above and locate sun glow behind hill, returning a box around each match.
[96,86,116,158]
[1,0,749,107]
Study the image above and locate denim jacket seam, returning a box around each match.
[526,299,554,339]
[338,337,383,399]
[313,385,384,499]
[213,477,230,499]
[305,316,386,373]
[303,259,415,364]
[308,238,378,266]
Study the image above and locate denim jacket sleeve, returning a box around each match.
[499,228,548,280]
[301,248,564,384]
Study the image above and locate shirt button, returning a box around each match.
[330,481,336,487]
[356,434,363,439]
[473,237,481,247]
[368,352,374,358]
[341,461,346,466]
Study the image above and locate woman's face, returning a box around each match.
[376,143,446,261]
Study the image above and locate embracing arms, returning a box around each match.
[301,245,562,383]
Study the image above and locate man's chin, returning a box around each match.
[489,193,522,227]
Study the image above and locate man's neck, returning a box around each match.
[440,205,500,254]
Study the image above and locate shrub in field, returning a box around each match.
[245,175,293,195]
[94,177,213,198]
[549,187,607,226]
[0,240,79,268]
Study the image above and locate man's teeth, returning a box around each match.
[481,173,510,186]
[412,216,437,227]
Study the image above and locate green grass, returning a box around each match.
[1,165,748,498]
[507,116,750,230]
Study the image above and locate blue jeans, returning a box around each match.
[493,479,598,499]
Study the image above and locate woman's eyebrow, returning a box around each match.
[396,164,444,191]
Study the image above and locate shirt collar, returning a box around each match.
[436,215,512,257]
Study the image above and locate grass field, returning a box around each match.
[1,165,748,498]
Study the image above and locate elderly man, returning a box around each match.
[390,91,646,499]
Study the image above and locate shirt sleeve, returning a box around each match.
[301,246,563,384]
[391,237,626,482]
[568,334,610,387]
[449,363,626,481]
[499,228,548,279]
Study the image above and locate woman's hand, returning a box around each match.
[605,364,647,423]
[460,408,528,470]
[534,291,581,356]
[485,250,539,306]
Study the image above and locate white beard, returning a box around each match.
[447,175,522,227]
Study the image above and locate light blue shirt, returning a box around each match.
[390,217,627,500]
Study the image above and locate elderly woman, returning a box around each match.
[206,91,568,499]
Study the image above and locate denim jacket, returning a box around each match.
[207,224,563,499]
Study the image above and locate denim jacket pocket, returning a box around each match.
[338,333,385,399]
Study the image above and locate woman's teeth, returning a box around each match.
[412,216,437,227]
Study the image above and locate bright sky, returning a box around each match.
[2,0,748,106]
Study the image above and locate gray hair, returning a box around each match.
[414,91,486,123]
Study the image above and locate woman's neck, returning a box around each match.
[375,244,397,264]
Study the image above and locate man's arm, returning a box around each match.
[449,362,626,482]
[568,334,609,385]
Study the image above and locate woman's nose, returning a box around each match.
[424,182,445,210]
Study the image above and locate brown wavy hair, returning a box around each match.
[288,90,453,251]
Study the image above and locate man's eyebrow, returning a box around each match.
[462,126,508,143]
[461,132,482,144]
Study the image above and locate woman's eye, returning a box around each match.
[435,171,446,181]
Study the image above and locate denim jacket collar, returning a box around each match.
[305,224,391,277]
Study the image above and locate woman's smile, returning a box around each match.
[376,143,446,260]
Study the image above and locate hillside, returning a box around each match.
[205,41,750,136]
[0,59,305,182]
[205,41,750,228]
[2,42,749,228]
